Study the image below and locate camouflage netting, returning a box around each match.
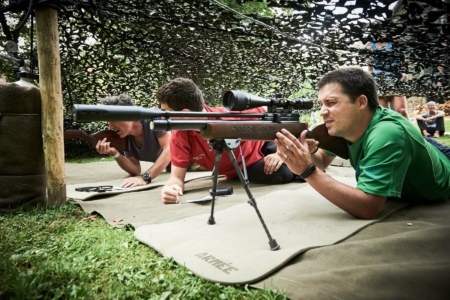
[1,0,449,110]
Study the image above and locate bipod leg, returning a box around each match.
[207,139,226,225]
[224,139,280,251]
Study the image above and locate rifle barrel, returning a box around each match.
[73,105,265,123]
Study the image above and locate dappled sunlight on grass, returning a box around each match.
[0,204,286,299]
[65,157,115,164]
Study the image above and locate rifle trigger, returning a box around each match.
[274,113,281,124]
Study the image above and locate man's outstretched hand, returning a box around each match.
[120,176,147,188]
[161,184,183,204]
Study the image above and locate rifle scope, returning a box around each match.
[223,90,314,111]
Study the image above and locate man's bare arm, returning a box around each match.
[276,129,386,219]
[310,149,336,170]
[96,138,141,175]
[302,169,387,219]
[415,114,425,121]
[144,132,171,180]
[115,154,141,176]
[435,111,446,118]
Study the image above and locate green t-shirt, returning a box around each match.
[347,107,450,201]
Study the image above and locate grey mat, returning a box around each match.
[253,201,450,299]
[134,176,407,284]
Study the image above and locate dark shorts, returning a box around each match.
[425,137,450,159]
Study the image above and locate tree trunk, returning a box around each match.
[35,7,66,206]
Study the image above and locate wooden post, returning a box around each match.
[35,7,66,206]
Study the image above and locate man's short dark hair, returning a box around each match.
[318,68,379,111]
[155,78,204,112]
[101,94,134,106]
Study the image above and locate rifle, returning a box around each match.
[63,129,128,152]
[73,90,349,159]
[73,90,349,250]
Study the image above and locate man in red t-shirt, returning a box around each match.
[156,78,295,204]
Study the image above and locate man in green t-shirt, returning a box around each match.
[274,68,450,219]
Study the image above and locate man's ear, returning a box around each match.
[358,95,368,109]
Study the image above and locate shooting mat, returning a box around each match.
[134,176,408,284]
[253,200,450,299]
[67,161,356,227]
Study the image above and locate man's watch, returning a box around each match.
[142,172,152,184]
[299,164,317,180]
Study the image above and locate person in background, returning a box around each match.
[415,101,446,138]
[310,111,319,127]
[365,40,410,120]
[95,94,171,187]
[275,68,450,220]
[0,73,6,83]
[434,65,448,90]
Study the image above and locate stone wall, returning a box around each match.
[407,96,426,117]
[410,98,450,117]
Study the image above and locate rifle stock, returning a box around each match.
[307,123,349,159]
[64,129,128,152]
[151,120,349,159]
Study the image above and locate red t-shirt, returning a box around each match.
[170,105,266,179]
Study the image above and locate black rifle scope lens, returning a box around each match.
[292,98,314,110]
[223,90,242,110]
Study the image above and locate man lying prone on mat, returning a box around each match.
[275,68,450,220]
[95,94,171,188]
[156,78,296,204]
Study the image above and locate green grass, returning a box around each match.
[413,119,450,147]
[65,156,115,164]
[435,134,450,147]
[0,204,286,299]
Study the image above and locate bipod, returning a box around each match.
[207,139,280,251]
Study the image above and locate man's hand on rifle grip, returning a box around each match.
[306,138,319,154]
[96,137,117,156]
[274,129,312,176]
[161,184,183,204]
